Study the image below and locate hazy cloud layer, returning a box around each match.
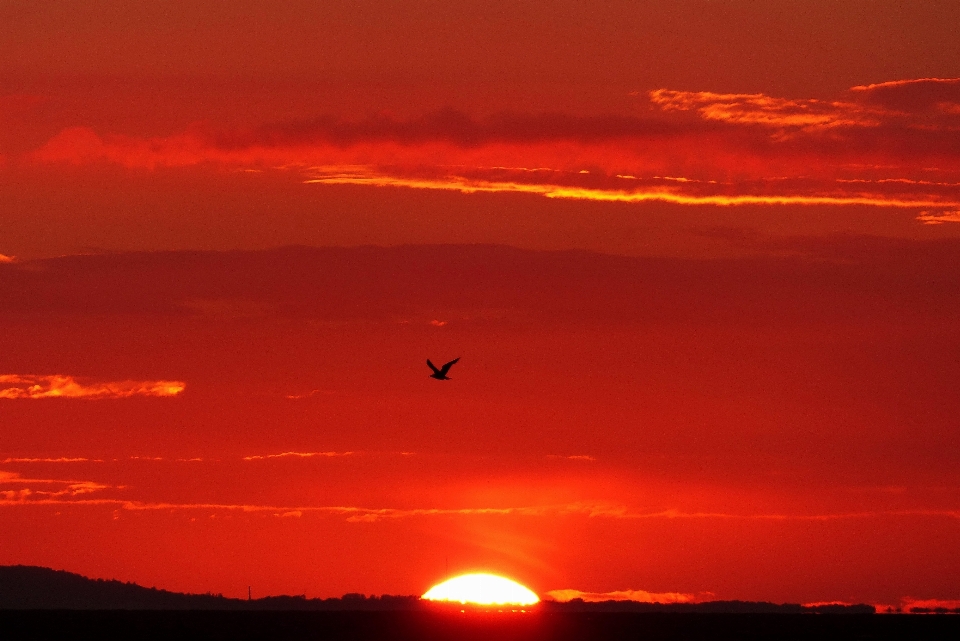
[3,243,958,325]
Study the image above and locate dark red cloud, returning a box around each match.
[210,110,711,149]
[851,77,960,111]
[19,80,960,218]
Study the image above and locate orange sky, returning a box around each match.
[2,1,960,608]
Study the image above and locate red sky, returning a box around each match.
[2,1,959,608]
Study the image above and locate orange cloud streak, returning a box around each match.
[0,375,185,399]
[303,169,960,209]
[1,457,95,463]
[916,210,960,224]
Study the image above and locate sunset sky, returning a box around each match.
[2,1,960,610]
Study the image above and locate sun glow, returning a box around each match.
[422,573,540,606]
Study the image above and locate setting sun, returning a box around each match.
[422,573,540,606]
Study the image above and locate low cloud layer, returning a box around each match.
[898,598,960,612]
[546,588,709,604]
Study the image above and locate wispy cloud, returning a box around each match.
[124,456,206,462]
[285,390,319,399]
[1,457,97,463]
[621,508,960,521]
[242,451,355,461]
[916,210,960,224]
[1,451,413,464]
[0,471,112,501]
[649,89,883,129]
[546,588,710,604]
[284,389,340,399]
[0,375,185,399]
[850,78,960,111]
[2,484,958,524]
[2,455,197,464]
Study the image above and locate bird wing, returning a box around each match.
[427,359,441,375]
[439,357,460,375]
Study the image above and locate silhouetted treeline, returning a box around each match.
[0,566,877,613]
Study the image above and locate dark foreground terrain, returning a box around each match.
[0,566,876,614]
[2,568,957,639]
[2,611,959,641]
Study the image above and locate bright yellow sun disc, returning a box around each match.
[422,573,539,605]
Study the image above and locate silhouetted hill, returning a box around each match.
[0,566,417,610]
[1,566,876,613]
[0,566,235,610]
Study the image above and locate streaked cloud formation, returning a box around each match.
[917,210,960,224]
[648,89,884,129]
[0,375,185,399]
[4,495,957,524]
[0,470,110,502]
[302,167,960,210]
[26,78,960,218]
[2,468,957,525]
[1,457,95,463]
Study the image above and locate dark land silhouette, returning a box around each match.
[1,567,959,640]
[0,565,880,613]
[2,610,960,641]
[0,566,416,611]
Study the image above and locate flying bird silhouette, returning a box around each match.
[427,357,460,380]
